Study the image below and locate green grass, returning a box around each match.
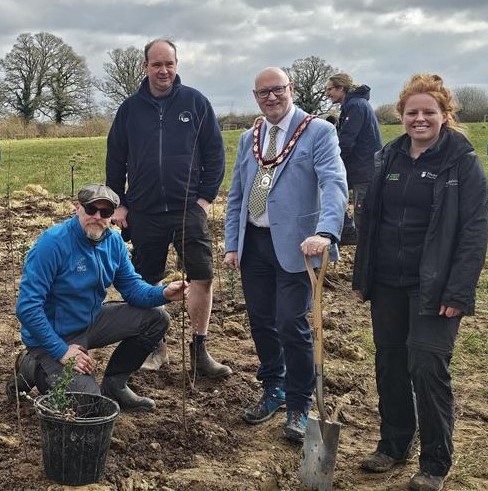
[1,123,487,195]
[379,123,404,144]
[222,129,241,190]
[0,136,106,196]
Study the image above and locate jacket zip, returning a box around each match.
[91,246,102,328]
[158,104,169,212]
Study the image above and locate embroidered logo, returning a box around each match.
[420,171,437,180]
[445,179,459,187]
[386,173,400,181]
[179,111,192,123]
[76,257,87,273]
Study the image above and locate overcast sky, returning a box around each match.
[1,0,487,115]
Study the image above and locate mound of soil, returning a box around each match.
[0,191,486,490]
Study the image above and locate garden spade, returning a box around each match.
[299,250,341,491]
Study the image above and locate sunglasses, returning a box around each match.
[82,203,114,219]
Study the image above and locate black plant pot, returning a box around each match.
[35,392,120,486]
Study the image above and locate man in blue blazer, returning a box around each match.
[224,67,348,442]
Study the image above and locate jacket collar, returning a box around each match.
[138,74,182,101]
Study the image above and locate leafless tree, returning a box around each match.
[41,43,93,123]
[96,47,145,111]
[283,56,338,115]
[0,32,93,123]
[375,104,400,125]
[454,86,488,122]
[0,80,8,116]
[0,33,44,122]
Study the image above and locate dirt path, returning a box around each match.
[0,190,487,490]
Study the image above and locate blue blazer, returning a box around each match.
[225,107,348,273]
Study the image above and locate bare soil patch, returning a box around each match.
[0,190,487,490]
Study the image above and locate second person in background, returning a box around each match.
[106,38,232,379]
[326,73,382,244]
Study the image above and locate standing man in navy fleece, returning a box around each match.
[325,73,382,244]
[106,38,231,379]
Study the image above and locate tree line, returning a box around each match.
[0,32,144,124]
[1,32,487,126]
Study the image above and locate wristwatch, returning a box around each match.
[316,232,336,244]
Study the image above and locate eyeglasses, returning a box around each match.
[82,203,114,218]
[254,84,290,100]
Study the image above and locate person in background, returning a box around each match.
[7,184,188,412]
[106,38,231,379]
[326,73,382,244]
[224,67,347,442]
[353,74,488,491]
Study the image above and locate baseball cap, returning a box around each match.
[77,184,120,209]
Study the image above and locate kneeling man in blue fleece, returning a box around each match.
[8,184,187,411]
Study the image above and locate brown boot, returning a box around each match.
[409,471,446,491]
[361,451,406,472]
[140,339,169,371]
[189,340,232,379]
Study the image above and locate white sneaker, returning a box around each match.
[140,340,169,370]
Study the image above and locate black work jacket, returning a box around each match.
[353,128,488,315]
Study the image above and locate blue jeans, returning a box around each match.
[240,224,314,413]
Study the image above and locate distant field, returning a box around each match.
[1,123,487,195]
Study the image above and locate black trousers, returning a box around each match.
[240,224,314,412]
[370,283,460,477]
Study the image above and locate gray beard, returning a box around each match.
[86,230,106,243]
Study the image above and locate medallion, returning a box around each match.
[260,173,273,189]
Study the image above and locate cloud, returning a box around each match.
[0,0,487,114]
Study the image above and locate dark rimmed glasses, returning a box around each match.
[254,83,291,100]
[82,203,114,218]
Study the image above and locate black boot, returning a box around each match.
[6,350,37,401]
[190,338,232,379]
[101,373,155,411]
[102,335,161,411]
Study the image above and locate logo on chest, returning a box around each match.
[420,171,438,180]
[76,257,87,273]
[386,173,400,182]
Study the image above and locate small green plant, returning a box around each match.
[46,358,77,415]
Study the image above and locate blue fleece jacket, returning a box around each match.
[17,216,168,360]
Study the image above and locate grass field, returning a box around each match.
[1,123,487,195]
[1,124,487,490]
